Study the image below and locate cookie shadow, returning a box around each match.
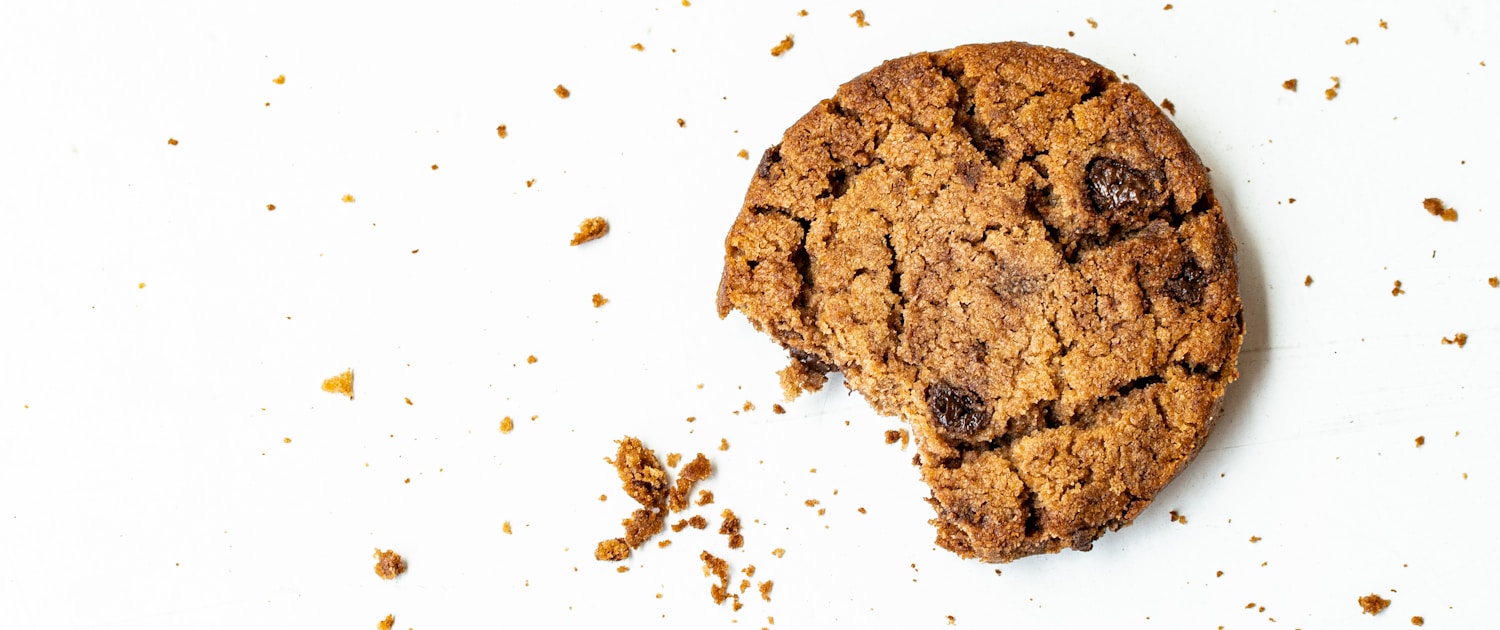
[1204,186,1268,451]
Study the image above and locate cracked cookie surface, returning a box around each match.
[716,42,1242,562]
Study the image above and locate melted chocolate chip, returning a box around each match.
[789,347,834,374]
[1163,258,1206,305]
[756,144,783,179]
[927,383,988,437]
[1086,157,1153,216]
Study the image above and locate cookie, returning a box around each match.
[716,42,1242,562]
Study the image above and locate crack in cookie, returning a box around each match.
[716,42,1242,562]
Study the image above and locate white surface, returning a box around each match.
[2,1,1497,628]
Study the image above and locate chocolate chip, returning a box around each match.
[1163,258,1206,305]
[1086,157,1153,216]
[756,144,783,179]
[789,347,834,374]
[927,383,988,437]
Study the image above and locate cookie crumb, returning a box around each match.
[759,580,774,601]
[322,369,355,399]
[525,178,535,187]
[616,565,630,573]
[696,489,714,506]
[266,204,276,211]
[166,137,179,146]
[1164,3,1173,9]
[798,9,807,16]
[1346,36,1360,45]
[373,549,407,580]
[592,293,609,308]
[718,438,729,451]
[554,84,571,99]
[377,614,395,630]
[1283,78,1298,92]
[630,43,644,51]
[1440,332,1468,348]
[885,430,902,444]
[688,515,708,529]
[1249,536,1262,543]
[1380,19,1389,29]
[1086,17,1098,28]
[701,551,731,605]
[1216,570,1224,577]
[1411,615,1424,626]
[1325,76,1340,100]
[667,453,712,512]
[527,355,537,364]
[1423,197,1458,222]
[771,548,785,558]
[720,509,744,549]
[737,149,750,159]
[770,35,794,57]
[1391,280,1405,296]
[1160,98,1175,115]
[772,403,786,414]
[1489,276,1498,288]
[272,74,286,85]
[595,538,630,561]
[1359,593,1391,615]
[500,416,514,433]
[947,615,957,625]
[849,10,869,27]
[1415,435,1425,447]
[1304,275,1313,287]
[676,118,686,128]
[1169,510,1187,524]
[503,520,512,534]
[743,400,755,412]
[570,217,609,246]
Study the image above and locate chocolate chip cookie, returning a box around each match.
[716,42,1242,562]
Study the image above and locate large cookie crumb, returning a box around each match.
[1359,593,1391,615]
[571,217,609,246]
[322,369,355,399]
[373,549,406,580]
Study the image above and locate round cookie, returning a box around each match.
[716,42,1242,562]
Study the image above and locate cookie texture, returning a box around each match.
[716,42,1242,562]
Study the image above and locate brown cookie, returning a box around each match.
[716,42,1242,562]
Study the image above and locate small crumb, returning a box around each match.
[696,489,714,506]
[1283,78,1298,92]
[681,0,689,5]
[1246,603,1256,609]
[496,125,508,139]
[1415,436,1425,447]
[167,138,178,146]
[430,164,438,171]
[858,507,867,514]
[266,204,276,211]
[372,549,407,580]
[404,397,413,406]
[676,118,686,128]
[719,438,729,451]
[1304,275,1313,287]
[377,614,395,630]
[1169,510,1187,525]
[737,149,750,159]
[743,401,755,412]
[403,478,410,484]
[503,521,512,534]
[272,74,286,85]
[321,369,355,399]
[772,404,786,414]
[1325,76,1340,100]
[770,34,794,57]
[500,416,514,434]
[1086,17,1097,28]
[527,355,538,364]
[798,9,807,16]
[1392,280,1405,296]
[1440,333,1468,348]
[599,494,607,501]
[1289,197,1297,204]
[525,178,535,187]
[759,580,774,601]
[1359,593,1391,616]
[771,548,785,558]
[1412,615,1425,626]
[1163,3,1173,9]
[138,282,146,289]
[554,84,571,99]
[743,565,756,578]
[282,437,291,444]
[666,453,683,468]
[1489,276,1498,288]
[1068,30,1075,37]
[570,217,609,246]
[1160,98,1175,115]
[720,508,744,549]
[1380,19,1389,29]
[658,539,672,548]
[616,566,630,573]
[595,538,631,561]
[688,515,708,529]
[1249,536,1262,543]
[341,194,355,203]
[702,551,731,605]
[947,615,956,625]
[804,499,820,507]
[630,43,644,51]
[885,430,902,444]
[849,10,869,27]
[686,416,696,423]
[1423,197,1458,222]
[1346,36,1360,45]
[1216,570,1224,577]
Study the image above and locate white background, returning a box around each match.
[2,1,1497,628]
